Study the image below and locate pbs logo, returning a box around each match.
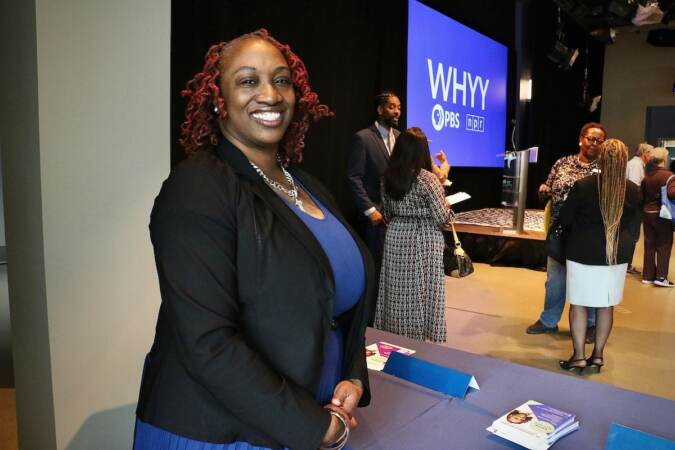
[431,104,460,131]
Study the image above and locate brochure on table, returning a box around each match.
[486,400,578,450]
[365,341,416,371]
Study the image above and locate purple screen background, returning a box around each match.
[407,0,508,168]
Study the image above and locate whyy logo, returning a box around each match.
[427,59,490,109]
[427,58,490,132]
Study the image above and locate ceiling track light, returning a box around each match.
[547,8,579,70]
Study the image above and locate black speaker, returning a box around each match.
[647,28,675,47]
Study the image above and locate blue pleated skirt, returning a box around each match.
[133,418,289,450]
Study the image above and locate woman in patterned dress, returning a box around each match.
[374,127,454,343]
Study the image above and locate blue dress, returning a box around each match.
[134,191,366,450]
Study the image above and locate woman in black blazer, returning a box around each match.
[133,30,373,450]
[557,139,641,374]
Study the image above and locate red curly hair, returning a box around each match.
[179,29,333,164]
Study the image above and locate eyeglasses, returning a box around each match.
[584,136,605,145]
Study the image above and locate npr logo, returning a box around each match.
[465,114,485,133]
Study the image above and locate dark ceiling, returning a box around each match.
[554,0,674,30]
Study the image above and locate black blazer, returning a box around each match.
[558,175,642,265]
[136,138,374,450]
[346,124,400,215]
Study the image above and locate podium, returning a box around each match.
[501,147,538,233]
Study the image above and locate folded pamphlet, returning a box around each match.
[446,192,471,206]
[365,341,415,371]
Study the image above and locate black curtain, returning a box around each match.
[172,1,407,223]
[170,1,603,222]
[521,1,605,208]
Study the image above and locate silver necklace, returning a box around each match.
[249,160,305,212]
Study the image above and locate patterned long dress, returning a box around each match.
[374,169,453,343]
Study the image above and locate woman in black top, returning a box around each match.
[133,30,373,450]
[557,139,641,374]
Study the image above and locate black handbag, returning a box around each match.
[444,222,475,278]
[545,221,565,264]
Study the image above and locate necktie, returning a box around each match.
[387,131,396,155]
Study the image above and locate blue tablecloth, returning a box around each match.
[351,328,675,449]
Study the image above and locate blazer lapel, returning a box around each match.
[369,125,391,161]
[214,139,335,293]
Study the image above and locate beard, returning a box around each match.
[382,115,399,128]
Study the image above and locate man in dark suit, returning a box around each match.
[347,91,401,321]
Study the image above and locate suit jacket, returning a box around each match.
[558,175,642,265]
[136,138,374,450]
[346,124,400,215]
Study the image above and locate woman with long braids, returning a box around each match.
[557,139,641,374]
[133,30,373,450]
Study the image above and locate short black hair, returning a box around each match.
[579,122,606,139]
[374,91,399,109]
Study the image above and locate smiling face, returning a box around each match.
[507,411,531,424]
[218,38,296,154]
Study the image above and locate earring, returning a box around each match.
[579,142,582,146]
[214,106,227,118]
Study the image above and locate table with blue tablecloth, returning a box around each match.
[351,328,675,449]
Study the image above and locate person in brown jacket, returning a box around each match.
[641,147,675,287]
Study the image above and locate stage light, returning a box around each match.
[519,78,532,102]
[547,41,579,70]
[589,95,602,112]
[548,6,579,70]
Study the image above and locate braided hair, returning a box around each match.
[597,139,628,265]
[179,29,333,164]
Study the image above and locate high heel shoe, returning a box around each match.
[558,358,587,375]
[585,356,604,373]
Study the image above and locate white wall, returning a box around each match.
[601,27,675,151]
[0,1,169,448]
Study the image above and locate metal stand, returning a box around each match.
[501,148,537,233]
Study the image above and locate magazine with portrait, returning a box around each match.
[486,400,578,450]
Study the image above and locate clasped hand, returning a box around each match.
[326,379,362,428]
[538,183,551,201]
[320,379,363,446]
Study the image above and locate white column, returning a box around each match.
[0,1,170,448]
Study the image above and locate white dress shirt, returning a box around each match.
[626,156,645,186]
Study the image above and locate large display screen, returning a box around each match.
[407,0,508,168]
